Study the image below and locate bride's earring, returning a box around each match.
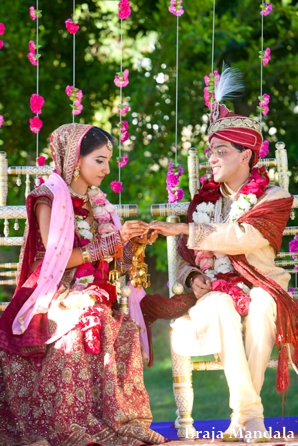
[73,166,80,181]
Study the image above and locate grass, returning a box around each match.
[144,319,298,422]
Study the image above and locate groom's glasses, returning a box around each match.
[205,148,228,160]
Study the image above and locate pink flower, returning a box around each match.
[36,155,46,166]
[167,172,180,188]
[200,174,208,185]
[110,180,123,193]
[0,23,5,35]
[258,93,270,116]
[66,86,83,115]
[65,85,74,97]
[30,94,45,114]
[29,116,43,134]
[118,104,130,115]
[114,69,130,88]
[0,115,4,127]
[0,40,4,50]
[175,188,184,201]
[203,71,220,108]
[120,131,130,142]
[110,181,123,194]
[169,0,184,16]
[28,40,35,54]
[235,295,251,316]
[88,188,107,205]
[259,140,269,158]
[260,93,270,105]
[118,0,131,20]
[166,161,184,203]
[117,155,129,168]
[260,3,272,16]
[289,287,295,293]
[120,121,129,132]
[289,234,298,259]
[65,19,80,34]
[29,6,37,20]
[262,47,271,66]
[27,52,38,66]
[72,104,83,115]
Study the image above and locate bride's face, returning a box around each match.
[77,145,113,188]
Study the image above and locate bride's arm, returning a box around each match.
[35,203,84,268]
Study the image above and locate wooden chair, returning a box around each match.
[0,150,138,314]
[151,142,298,440]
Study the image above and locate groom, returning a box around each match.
[149,104,298,442]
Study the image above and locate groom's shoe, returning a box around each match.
[222,422,245,442]
[244,418,270,443]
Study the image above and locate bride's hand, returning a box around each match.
[120,220,149,243]
[133,229,159,245]
[148,221,189,237]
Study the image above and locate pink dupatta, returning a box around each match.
[12,173,75,335]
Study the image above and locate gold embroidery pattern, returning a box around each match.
[208,116,262,139]
[194,223,217,245]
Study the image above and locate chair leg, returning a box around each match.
[170,327,196,441]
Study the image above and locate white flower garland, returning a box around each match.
[193,190,258,280]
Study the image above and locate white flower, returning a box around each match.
[236,195,251,211]
[79,229,93,240]
[214,256,233,274]
[246,193,257,205]
[77,220,90,230]
[196,202,214,214]
[193,211,211,224]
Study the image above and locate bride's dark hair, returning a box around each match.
[80,127,113,156]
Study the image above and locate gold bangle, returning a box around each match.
[81,246,91,264]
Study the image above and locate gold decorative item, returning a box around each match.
[108,267,121,296]
[129,243,151,289]
[121,285,131,297]
[73,165,80,181]
[172,282,184,295]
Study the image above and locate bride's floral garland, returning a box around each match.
[69,187,120,354]
[193,166,269,316]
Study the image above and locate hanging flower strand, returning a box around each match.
[65,18,80,34]
[169,0,184,16]
[118,0,131,20]
[29,6,42,20]
[204,70,220,108]
[65,86,83,116]
[258,93,270,116]
[259,47,271,66]
[0,23,5,50]
[259,140,269,158]
[260,3,273,16]
[166,162,184,203]
[111,2,132,194]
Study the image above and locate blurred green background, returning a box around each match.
[1,0,298,421]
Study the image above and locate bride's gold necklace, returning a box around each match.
[68,185,88,203]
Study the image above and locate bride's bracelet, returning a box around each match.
[88,232,122,262]
[80,246,91,264]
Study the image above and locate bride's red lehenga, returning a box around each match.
[0,124,167,446]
